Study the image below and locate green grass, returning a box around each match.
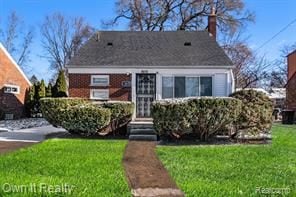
[157,125,296,197]
[0,139,130,197]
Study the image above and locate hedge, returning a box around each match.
[230,89,273,135]
[60,104,111,135]
[40,98,134,135]
[188,98,242,141]
[40,98,87,127]
[152,99,192,138]
[101,101,134,120]
[152,97,242,141]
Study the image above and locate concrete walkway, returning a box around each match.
[0,126,67,142]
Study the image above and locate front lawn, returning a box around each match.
[157,125,296,196]
[0,139,130,196]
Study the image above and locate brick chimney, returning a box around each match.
[208,7,217,40]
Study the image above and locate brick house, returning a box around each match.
[0,43,31,119]
[285,49,296,122]
[67,14,234,120]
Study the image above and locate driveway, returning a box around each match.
[0,126,67,143]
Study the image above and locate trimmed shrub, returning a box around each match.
[40,98,87,127]
[41,98,134,135]
[188,98,242,141]
[94,101,135,134]
[60,104,111,135]
[152,99,192,138]
[230,89,273,135]
[102,101,134,120]
[152,97,242,141]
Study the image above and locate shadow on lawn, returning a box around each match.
[45,130,128,141]
[157,133,272,146]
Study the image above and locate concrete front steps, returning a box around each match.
[128,120,157,141]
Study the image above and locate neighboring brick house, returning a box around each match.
[0,43,31,119]
[285,49,296,122]
[67,14,234,119]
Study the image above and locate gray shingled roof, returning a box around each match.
[68,31,233,67]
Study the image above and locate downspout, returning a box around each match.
[230,69,235,94]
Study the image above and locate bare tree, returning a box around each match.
[106,0,254,34]
[221,30,275,89]
[265,42,296,88]
[280,43,296,77]
[40,12,94,73]
[220,30,255,88]
[106,0,261,88]
[0,11,34,70]
[238,56,271,89]
[269,70,286,88]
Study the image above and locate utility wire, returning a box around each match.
[255,17,296,52]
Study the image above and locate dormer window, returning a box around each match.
[3,84,20,94]
[184,42,191,46]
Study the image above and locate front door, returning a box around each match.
[136,74,156,117]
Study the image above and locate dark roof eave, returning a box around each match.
[287,49,296,57]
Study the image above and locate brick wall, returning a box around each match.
[286,74,296,110]
[68,74,131,101]
[0,47,31,119]
[286,51,296,111]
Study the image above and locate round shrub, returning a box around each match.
[188,97,242,141]
[152,97,242,141]
[152,99,192,138]
[41,98,135,135]
[40,98,87,127]
[230,89,273,135]
[102,101,134,120]
[92,101,135,133]
[61,104,111,135]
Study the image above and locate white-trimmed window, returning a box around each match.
[162,76,212,99]
[3,84,20,94]
[91,75,109,86]
[90,89,109,100]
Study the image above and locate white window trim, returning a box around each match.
[90,75,109,86]
[90,89,109,100]
[161,75,213,99]
[3,84,20,94]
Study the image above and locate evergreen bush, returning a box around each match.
[152,97,242,141]
[60,104,111,135]
[40,98,87,127]
[230,89,273,135]
[54,70,67,97]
